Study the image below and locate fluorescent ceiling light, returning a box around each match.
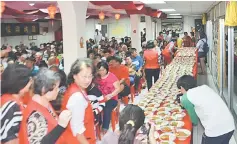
[160,9,176,12]
[169,13,181,16]
[29,3,35,6]
[142,0,166,4]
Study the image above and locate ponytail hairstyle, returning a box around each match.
[118,104,145,144]
[67,58,94,85]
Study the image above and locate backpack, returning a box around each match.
[201,39,209,53]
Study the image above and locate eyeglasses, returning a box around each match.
[80,75,94,80]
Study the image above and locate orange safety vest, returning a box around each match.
[19,99,79,144]
[162,42,174,64]
[61,83,96,144]
[143,49,160,69]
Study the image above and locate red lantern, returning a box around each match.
[1,1,6,17]
[99,11,105,21]
[115,14,120,20]
[47,5,57,19]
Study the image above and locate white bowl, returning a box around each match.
[160,141,176,144]
[157,111,171,117]
[159,132,176,141]
[160,126,174,133]
[169,121,185,128]
[175,129,191,141]
[172,112,186,121]
[157,107,171,112]
[170,107,183,113]
[155,120,169,130]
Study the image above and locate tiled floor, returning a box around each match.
[97,67,236,144]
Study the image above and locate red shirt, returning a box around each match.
[97,72,119,100]
[109,65,130,86]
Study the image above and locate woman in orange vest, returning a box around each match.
[61,58,96,144]
[162,38,177,66]
[20,68,77,144]
[143,40,160,90]
[1,64,32,144]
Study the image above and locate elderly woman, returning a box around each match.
[61,58,96,144]
[20,68,77,144]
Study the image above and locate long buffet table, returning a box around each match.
[138,48,198,144]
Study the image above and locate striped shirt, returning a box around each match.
[87,84,105,115]
[1,101,22,143]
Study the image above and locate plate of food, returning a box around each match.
[171,107,183,113]
[159,132,176,141]
[163,103,176,108]
[147,103,156,107]
[175,129,191,141]
[169,121,185,128]
[145,107,155,112]
[157,107,170,112]
[155,120,169,130]
[157,111,170,117]
[172,112,186,121]
[160,141,176,144]
[160,126,174,133]
[164,115,175,121]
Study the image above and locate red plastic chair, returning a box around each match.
[111,107,118,132]
[130,85,135,103]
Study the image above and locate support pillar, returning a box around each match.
[156,19,162,35]
[130,14,141,52]
[145,16,152,41]
[57,1,88,74]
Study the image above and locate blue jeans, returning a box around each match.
[201,130,234,144]
[102,99,118,130]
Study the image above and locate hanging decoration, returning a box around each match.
[115,14,120,20]
[202,13,207,25]
[99,11,105,21]
[225,1,237,26]
[1,1,6,17]
[47,5,57,19]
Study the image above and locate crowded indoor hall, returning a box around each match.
[1,1,237,144]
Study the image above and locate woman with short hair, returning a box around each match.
[20,68,76,144]
[96,61,120,134]
[1,64,32,144]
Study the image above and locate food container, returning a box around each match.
[157,107,170,112]
[159,132,176,141]
[172,113,186,121]
[160,141,176,144]
[157,111,171,117]
[169,121,185,128]
[160,126,174,133]
[170,107,183,113]
[175,129,191,141]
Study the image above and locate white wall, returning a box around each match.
[183,16,201,33]
[1,19,61,47]
[85,17,147,40]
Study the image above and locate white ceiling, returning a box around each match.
[146,1,217,16]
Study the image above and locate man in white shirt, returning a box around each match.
[177,75,235,144]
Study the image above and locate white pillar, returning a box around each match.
[157,19,162,35]
[183,16,195,34]
[57,1,88,74]
[145,16,152,41]
[130,14,141,52]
